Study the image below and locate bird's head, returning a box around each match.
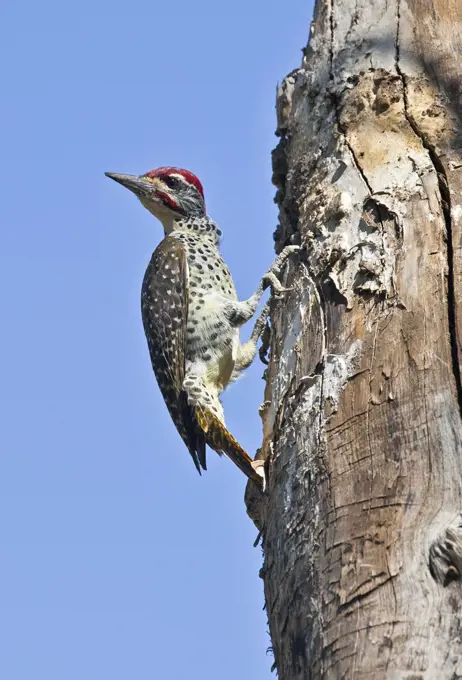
[105,166,206,230]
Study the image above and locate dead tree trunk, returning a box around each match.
[246,0,462,677]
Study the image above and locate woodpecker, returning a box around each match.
[105,166,298,487]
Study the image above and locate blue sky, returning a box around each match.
[0,1,312,678]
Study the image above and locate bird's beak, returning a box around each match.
[105,172,156,198]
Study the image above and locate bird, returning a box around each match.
[105,166,298,487]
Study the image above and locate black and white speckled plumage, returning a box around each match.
[141,216,246,472]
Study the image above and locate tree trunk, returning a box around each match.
[246,0,462,677]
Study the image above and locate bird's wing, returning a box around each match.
[141,236,206,472]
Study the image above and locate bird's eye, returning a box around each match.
[163,175,180,190]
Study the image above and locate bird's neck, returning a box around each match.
[158,213,178,235]
[166,215,222,244]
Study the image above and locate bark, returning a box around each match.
[245,0,462,677]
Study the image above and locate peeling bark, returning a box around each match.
[246,1,462,677]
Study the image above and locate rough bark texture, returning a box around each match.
[246,0,462,677]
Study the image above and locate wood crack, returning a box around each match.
[395,0,462,421]
[337,572,398,613]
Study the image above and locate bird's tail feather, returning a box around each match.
[195,407,263,488]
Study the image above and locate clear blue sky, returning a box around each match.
[1,1,312,678]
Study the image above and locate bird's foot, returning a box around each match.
[263,245,300,297]
[258,321,271,365]
[262,272,293,298]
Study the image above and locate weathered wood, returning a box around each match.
[246,1,462,677]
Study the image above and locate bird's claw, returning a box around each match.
[263,245,300,296]
[262,273,293,298]
[259,322,271,364]
[274,245,301,271]
[273,285,293,298]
